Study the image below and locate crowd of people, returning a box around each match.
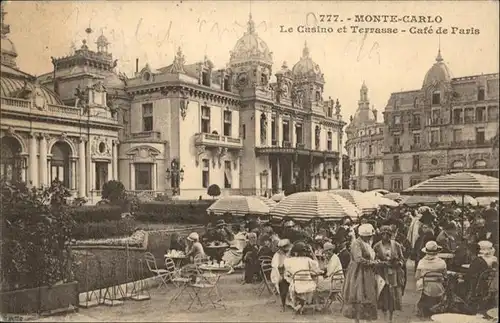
[168,199,499,323]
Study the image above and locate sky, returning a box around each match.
[3,0,499,123]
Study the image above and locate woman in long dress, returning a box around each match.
[373,226,405,323]
[342,223,380,323]
[271,239,292,311]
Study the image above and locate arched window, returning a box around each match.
[432,91,441,105]
[51,142,71,188]
[0,137,22,182]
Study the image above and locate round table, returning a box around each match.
[205,243,229,262]
[165,254,187,269]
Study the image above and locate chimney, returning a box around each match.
[135,58,139,74]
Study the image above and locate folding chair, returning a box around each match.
[164,256,192,304]
[259,259,280,303]
[418,271,446,316]
[469,269,498,312]
[253,256,272,293]
[291,269,321,315]
[323,270,345,313]
[188,271,225,310]
[144,252,169,290]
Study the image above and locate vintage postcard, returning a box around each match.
[0,0,498,322]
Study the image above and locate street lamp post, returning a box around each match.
[165,159,184,196]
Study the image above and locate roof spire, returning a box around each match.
[302,41,309,58]
[247,13,255,33]
[436,35,443,62]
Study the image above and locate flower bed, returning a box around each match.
[72,230,147,248]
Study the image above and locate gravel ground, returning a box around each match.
[34,261,433,323]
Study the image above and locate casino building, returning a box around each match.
[2,6,346,200]
[382,49,499,191]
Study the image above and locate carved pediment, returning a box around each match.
[127,145,161,162]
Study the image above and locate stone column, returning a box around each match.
[112,140,119,180]
[291,119,296,147]
[338,133,343,189]
[90,161,96,191]
[78,138,86,197]
[47,158,52,183]
[29,133,38,187]
[130,162,135,190]
[277,114,283,147]
[71,159,77,190]
[39,134,48,187]
[152,163,157,191]
[266,111,272,147]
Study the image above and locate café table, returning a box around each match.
[487,308,498,320]
[164,254,188,269]
[205,242,229,262]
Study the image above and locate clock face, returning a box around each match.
[237,72,248,86]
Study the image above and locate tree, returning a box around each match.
[0,179,75,291]
[207,184,221,199]
[342,154,351,189]
[101,180,126,205]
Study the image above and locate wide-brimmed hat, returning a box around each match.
[187,232,199,242]
[278,239,291,249]
[216,219,227,227]
[358,224,375,237]
[323,242,335,252]
[478,240,495,255]
[421,241,442,254]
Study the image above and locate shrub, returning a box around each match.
[72,205,123,223]
[72,218,137,240]
[134,200,214,224]
[0,180,75,291]
[207,184,221,199]
[101,180,126,204]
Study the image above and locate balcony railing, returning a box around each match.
[194,132,243,149]
[130,131,161,140]
[296,143,306,149]
[450,139,492,148]
[430,118,444,126]
[409,122,421,130]
[389,123,403,132]
[390,145,403,153]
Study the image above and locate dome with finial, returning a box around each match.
[275,61,291,76]
[291,41,323,80]
[422,49,452,88]
[229,14,273,65]
[1,2,17,67]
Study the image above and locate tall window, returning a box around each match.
[367,162,374,173]
[393,136,400,146]
[476,128,485,144]
[453,109,463,124]
[413,133,421,145]
[296,124,303,145]
[282,121,290,142]
[327,131,332,150]
[201,106,211,133]
[223,75,231,91]
[488,106,499,121]
[327,169,332,189]
[142,103,153,131]
[393,156,400,172]
[223,110,232,136]
[464,108,474,123]
[353,146,356,157]
[431,109,440,123]
[0,137,22,183]
[453,129,462,143]
[412,155,420,172]
[271,117,276,142]
[95,162,108,191]
[478,87,485,101]
[352,163,356,175]
[224,160,232,188]
[202,159,210,188]
[368,145,373,155]
[315,125,320,149]
[476,107,485,122]
[368,179,374,190]
[328,106,333,118]
[432,91,441,105]
[410,178,420,187]
[430,130,440,144]
[201,70,210,86]
[135,163,152,190]
[242,124,246,139]
[391,178,402,191]
[412,114,421,126]
[50,142,71,188]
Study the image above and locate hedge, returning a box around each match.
[72,218,137,240]
[134,200,214,224]
[72,205,123,223]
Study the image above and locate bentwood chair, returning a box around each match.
[164,256,192,304]
[144,252,169,290]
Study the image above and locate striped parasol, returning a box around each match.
[207,195,271,216]
[257,196,278,208]
[271,191,285,202]
[270,191,360,221]
[363,191,399,207]
[384,192,402,201]
[369,189,390,195]
[403,172,499,196]
[328,189,378,215]
[399,195,458,206]
[476,196,498,206]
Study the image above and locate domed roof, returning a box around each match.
[96,33,109,46]
[351,107,376,127]
[422,50,452,87]
[1,65,64,105]
[229,14,272,65]
[292,42,323,81]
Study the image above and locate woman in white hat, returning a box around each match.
[342,223,380,323]
[463,240,498,311]
[185,232,206,262]
[271,239,292,311]
[414,240,447,318]
[317,242,344,293]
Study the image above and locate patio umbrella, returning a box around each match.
[403,172,499,196]
[369,189,390,195]
[476,196,498,207]
[206,195,271,216]
[450,195,477,205]
[363,191,399,207]
[384,192,402,201]
[270,191,360,221]
[328,189,378,215]
[271,192,285,202]
[257,196,278,208]
[399,195,458,206]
